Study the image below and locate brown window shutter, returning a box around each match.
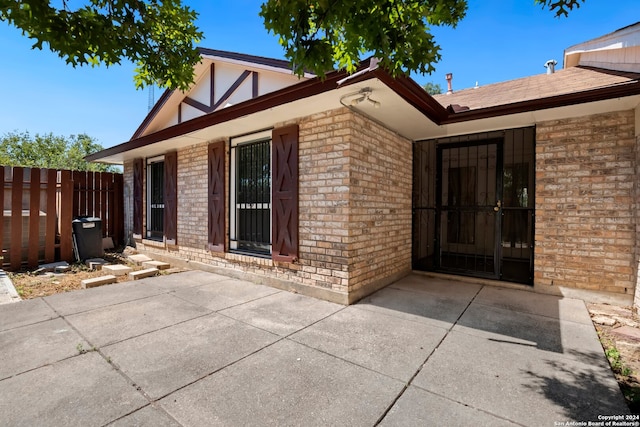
[132,158,143,235]
[208,141,226,252]
[271,124,299,262]
[163,151,178,245]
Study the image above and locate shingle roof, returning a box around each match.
[433,66,640,111]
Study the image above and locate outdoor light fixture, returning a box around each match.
[342,87,381,109]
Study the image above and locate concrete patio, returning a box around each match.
[0,271,629,426]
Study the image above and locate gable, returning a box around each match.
[134,51,310,139]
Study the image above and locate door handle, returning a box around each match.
[493,200,501,212]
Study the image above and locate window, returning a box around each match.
[216,125,298,261]
[146,156,165,241]
[144,152,177,244]
[230,131,272,255]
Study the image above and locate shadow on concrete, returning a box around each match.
[359,274,629,420]
[359,274,571,354]
[523,349,629,420]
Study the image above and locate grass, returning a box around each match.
[605,346,633,377]
[597,330,640,413]
[76,343,96,355]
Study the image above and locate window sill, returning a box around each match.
[227,251,274,267]
[142,238,166,249]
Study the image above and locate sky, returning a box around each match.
[0,0,638,149]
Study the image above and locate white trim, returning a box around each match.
[146,155,165,164]
[230,144,237,241]
[200,54,316,79]
[231,129,272,146]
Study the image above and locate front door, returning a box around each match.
[413,128,535,284]
[437,141,502,278]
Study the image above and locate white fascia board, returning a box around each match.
[565,23,640,56]
[200,54,315,79]
[564,23,640,68]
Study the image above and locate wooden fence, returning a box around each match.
[1,166,124,271]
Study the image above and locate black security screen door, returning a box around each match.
[148,160,164,240]
[235,139,271,254]
[438,141,502,278]
[413,128,535,284]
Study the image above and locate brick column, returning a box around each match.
[536,111,635,296]
[633,107,640,311]
[122,161,134,246]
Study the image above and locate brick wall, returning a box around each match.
[176,144,209,250]
[634,119,640,309]
[130,107,412,303]
[122,160,134,243]
[535,110,636,296]
[345,113,413,294]
[297,109,353,293]
[297,109,413,297]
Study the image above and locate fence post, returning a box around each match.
[113,173,124,247]
[27,168,40,268]
[10,167,23,271]
[59,170,73,262]
[45,169,57,263]
[0,167,4,267]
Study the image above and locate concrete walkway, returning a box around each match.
[0,269,21,305]
[0,271,628,426]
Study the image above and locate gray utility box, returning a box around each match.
[72,217,104,261]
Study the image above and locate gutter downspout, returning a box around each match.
[336,58,380,86]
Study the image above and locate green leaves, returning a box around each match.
[534,0,585,17]
[423,82,443,95]
[261,0,589,78]
[260,0,468,78]
[0,0,588,91]
[0,131,117,172]
[0,0,202,91]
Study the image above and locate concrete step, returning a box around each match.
[81,275,117,289]
[128,254,153,265]
[102,264,133,277]
[37,261,69,273]
[85,258,109,270]
[129,268,159,280]
[142,260,171,270]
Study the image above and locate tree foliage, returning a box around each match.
[261,0,467,77]
[534,0,585,17]
[0,132,117,172]
[1,0,587,89]
[0,0,202,91]
[423,82,443,95]
[262,0,587,78]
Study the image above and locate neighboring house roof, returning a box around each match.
[433,66,640,112]
[564,21,640,72]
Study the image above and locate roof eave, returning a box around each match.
[372,70,449,123]
[130,88,174,140]
[442,79,640,124]
[88,66,640,164]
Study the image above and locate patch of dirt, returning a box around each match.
[588,303,640,413]
[10,251,152,299]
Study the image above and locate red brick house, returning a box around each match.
[88,23,640,306]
